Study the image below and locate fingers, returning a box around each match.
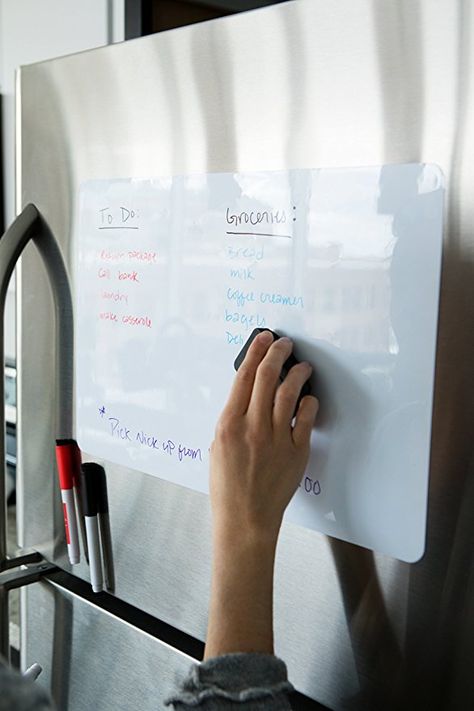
[273,361,312,430]
[223,330,274,416]
[292,395,319,447]
[248,337,293,419]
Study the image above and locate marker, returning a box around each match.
[80,463,104,593]
[55,441,81,564]
[71,440,89,564]
[95,464,114,592]
[56,439,89,563]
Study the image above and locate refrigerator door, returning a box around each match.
[22,578,194,710]
[17,1,473,708]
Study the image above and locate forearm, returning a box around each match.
[205,527,278,660]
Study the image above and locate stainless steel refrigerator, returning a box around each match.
[14,0,474,709]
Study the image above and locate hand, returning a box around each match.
[204,331,319,659]
[210,330,319,542]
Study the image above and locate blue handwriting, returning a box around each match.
[225,309,266,331]
[260,292,304,308]
[227,288,256,308]
[136,429,160,449]
[178,444,202,462]
[229,267,255,281]
[226,331,244,345]
[226,245,265,261]
[105,416,202,464]
[109,417,132,441]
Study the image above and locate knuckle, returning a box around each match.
[237,363,254,384]
[282,366,310,393]
[290,362,309,381]
[215,416,239,441]
[258,360,280,381]
[271,341,292,361]
[277,388,296,408]
[272,337,292,351]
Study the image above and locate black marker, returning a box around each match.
[80,463,104,593]
[95,465,114,592]
[234,328,312,412]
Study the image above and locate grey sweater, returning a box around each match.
[0,654,293,710]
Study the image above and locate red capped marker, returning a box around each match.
[55,440,81,564]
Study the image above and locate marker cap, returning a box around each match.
[55,439,80,490]
[95,466,108,514]
[80,463,106,516]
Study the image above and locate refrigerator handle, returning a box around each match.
[0,204,72,661]
[0,559,59,663]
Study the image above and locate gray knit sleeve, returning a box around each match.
[165,653,294,709]
[0,662,54,711]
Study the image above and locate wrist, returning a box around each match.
[206,520,278,659]
[213,518,280,554]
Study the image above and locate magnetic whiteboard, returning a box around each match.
[75,164,444,562]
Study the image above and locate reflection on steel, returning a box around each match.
[16,1,474,708]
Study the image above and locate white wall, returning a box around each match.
[0,0,124,360]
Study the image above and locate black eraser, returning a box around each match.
[233,328,312,408]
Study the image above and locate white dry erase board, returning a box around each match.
[75,164,444,562]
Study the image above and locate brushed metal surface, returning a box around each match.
[17,0,474,708]
[22,580,193,710]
